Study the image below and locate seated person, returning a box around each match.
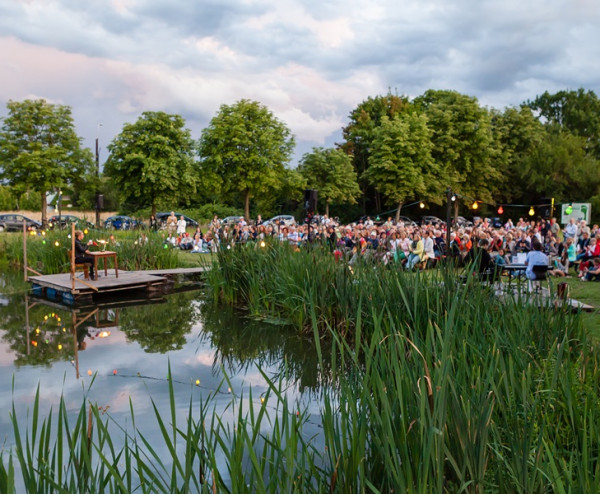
[465,238,496,280]
[74,230,96,280]
[582,258,600,281]
[179,233,194,250]
[525,240,549,280]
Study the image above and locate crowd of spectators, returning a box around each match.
[163,211,600,282]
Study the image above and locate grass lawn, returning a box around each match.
[176,249,213,267]
[560,276,600,338]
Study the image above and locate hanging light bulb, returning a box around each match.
[497,206,504,215]
[419,202,425,209]
[565,204,573,215]
[451,195,456,202]
[472,201,478,210]
[528,206,535,216]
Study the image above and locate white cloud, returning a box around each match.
[0,0,598,161]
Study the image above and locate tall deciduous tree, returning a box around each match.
[198,99,295,220]
[298,147,360,216]
[490,106,547,203]
[526,88,600,158]
[340,93,410,212]
[105,112,198,215]
[414,90,500,218]
[364,113,438,222]
[0,99,93,226]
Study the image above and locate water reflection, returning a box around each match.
[200,303,332,392]
[0,269,332,393]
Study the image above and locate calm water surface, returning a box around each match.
[0,269,326,472]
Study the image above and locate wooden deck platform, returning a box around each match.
[28,267,208,305]
[29,271,166,304]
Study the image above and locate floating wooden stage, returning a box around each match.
[28,267,208,305]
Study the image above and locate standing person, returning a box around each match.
[166,211,177,235]
[149,215,158,232]
[176,215,187,236]
[74,230,96,280]
[564,218,577,241]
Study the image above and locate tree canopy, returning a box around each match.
[298,147,360,216]
[0,99,93,225]
[414,90,501,217]
[104,111,198,215]
[526,88,600,159]
[341,93,410,212]
[364,113,438,221]
[198,99,295,219]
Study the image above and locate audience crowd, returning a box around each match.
[162,211,600,282]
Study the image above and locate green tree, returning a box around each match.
[0,99,93,226]
[364,113,438,222]
[340,92,410,212]
[105,112,198,215]
[198,99,295,220]
[298,147,360,216]
[490,106,547,202]
[414,90,500,218]
[516,131,600,203]
[254,167,306,219]
[526,88,600,158]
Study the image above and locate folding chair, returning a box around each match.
[528,264,549,293]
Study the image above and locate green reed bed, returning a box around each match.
[2,243,599,492]
[0,230,179,273]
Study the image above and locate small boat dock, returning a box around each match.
[28,267,208,305]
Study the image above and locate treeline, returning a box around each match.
[1,89,599,225]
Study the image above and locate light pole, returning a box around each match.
[95,123,103,227]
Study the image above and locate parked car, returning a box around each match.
[421,215,445,226]
[487,217,503,228]
[48,214,94,229]
[104,215,138,230]
[155,212,199,229]
[221,215,245,226]
[456,216,473,227]
[0,214,42,232]
[263,215,296,227]
[397,215,418,227]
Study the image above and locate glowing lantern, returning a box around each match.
[528,206,535,216]
[54,241,60,247]
[472,201,479,210]
[57,344,63,350]
[497,206,504,215]
[565,204,573,215]
[419,202,425,209]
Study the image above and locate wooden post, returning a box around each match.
[23,219,28,281]
[72,311,80,379]
[25,294,30,356]
[71,222,76,291]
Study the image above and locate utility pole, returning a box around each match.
[446,188,453,259]
[95,123,103,227]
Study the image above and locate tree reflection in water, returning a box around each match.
[198,301,336,393]
[0,269,337,393]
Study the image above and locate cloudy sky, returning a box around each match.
[1,0,599,165]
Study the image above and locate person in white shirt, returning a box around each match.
[176,216,187,236]
[423,230,436,260]
[525,240,549,280]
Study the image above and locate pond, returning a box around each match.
[0,269,327,485]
